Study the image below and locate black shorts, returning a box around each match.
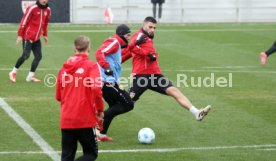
[102,82,134,110]
[129,74,173,101]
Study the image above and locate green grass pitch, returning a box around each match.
[0,23,276,161]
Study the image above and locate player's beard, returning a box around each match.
[142,28,154,39]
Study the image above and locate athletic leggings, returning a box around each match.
[15,39,42,72]
[101,83,134,135]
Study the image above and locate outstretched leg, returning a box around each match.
[165,86,211,121]
[165,86,193,109]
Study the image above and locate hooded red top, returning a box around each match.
[18,3,51,42]
[56,53,104,129]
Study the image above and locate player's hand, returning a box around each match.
[136,35,147,45]
[104,67,113,76]
[96,111,104,121]
[96,111,104,131]
[16,36,23,45]
[43,36,48,45]
[148,53,156,61]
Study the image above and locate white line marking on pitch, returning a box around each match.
[0,144,276,154]
[0,98,60,161]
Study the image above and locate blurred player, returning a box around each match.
[56,36,104,161]
[260,41,276,65]
[9,0,51,83]
[123,16,211,121]
[95,24,136,141]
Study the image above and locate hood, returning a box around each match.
[63,54,88,75]
[113,34,128,48]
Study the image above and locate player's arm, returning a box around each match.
[121,47,132,63]
[94,88,104,113]
[17,5,34,44]
[95,39,119,75]
[90,64,104,114]
[130,33,151,56]
[55,70,62,102]
[43,8,51,44]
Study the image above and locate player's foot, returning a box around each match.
[260,52,267,65]
[9,72,16,83]
[26,76,42,83]
[196,105,211,121]
[97,134,113,142]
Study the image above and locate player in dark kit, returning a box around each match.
[123,16,211,121]
[9,0,51,83]
[95,24,135,141]
[260,41,276,65]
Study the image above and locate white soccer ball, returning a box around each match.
[138,128,155,144]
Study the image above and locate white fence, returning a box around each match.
[70,0,276,23]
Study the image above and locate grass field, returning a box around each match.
[0,23,276,161]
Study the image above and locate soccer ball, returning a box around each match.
[138,128,155,144]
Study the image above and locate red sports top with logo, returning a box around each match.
[18,4,51,42]
[56,54,104,129]
[122,29,161,75]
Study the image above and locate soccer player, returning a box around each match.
[56,36,104,161]
[95,24,135,141]
[124,16,211,121]
[260,41,276,65]
[9,0,51,83]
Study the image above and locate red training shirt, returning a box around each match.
[18,3,51,42]
[56,54,104,129]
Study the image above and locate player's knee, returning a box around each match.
[129,92,139,102]
[35,54,42,61]
[22,53,30,60]
[166,86,180,96]
[104,111,114,119]
[125,101,134,112]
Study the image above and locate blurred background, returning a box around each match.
[1,0,276,24]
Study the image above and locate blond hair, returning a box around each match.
[74,36,90,52]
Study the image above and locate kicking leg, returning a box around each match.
[166,86,211,121]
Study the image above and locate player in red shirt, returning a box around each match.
[124,17,211,121]
[9,0,51,83]
[95,24,135,141]
[56,36,104,161]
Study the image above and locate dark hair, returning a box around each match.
[144,16,157,24]
[74,36,90,52]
